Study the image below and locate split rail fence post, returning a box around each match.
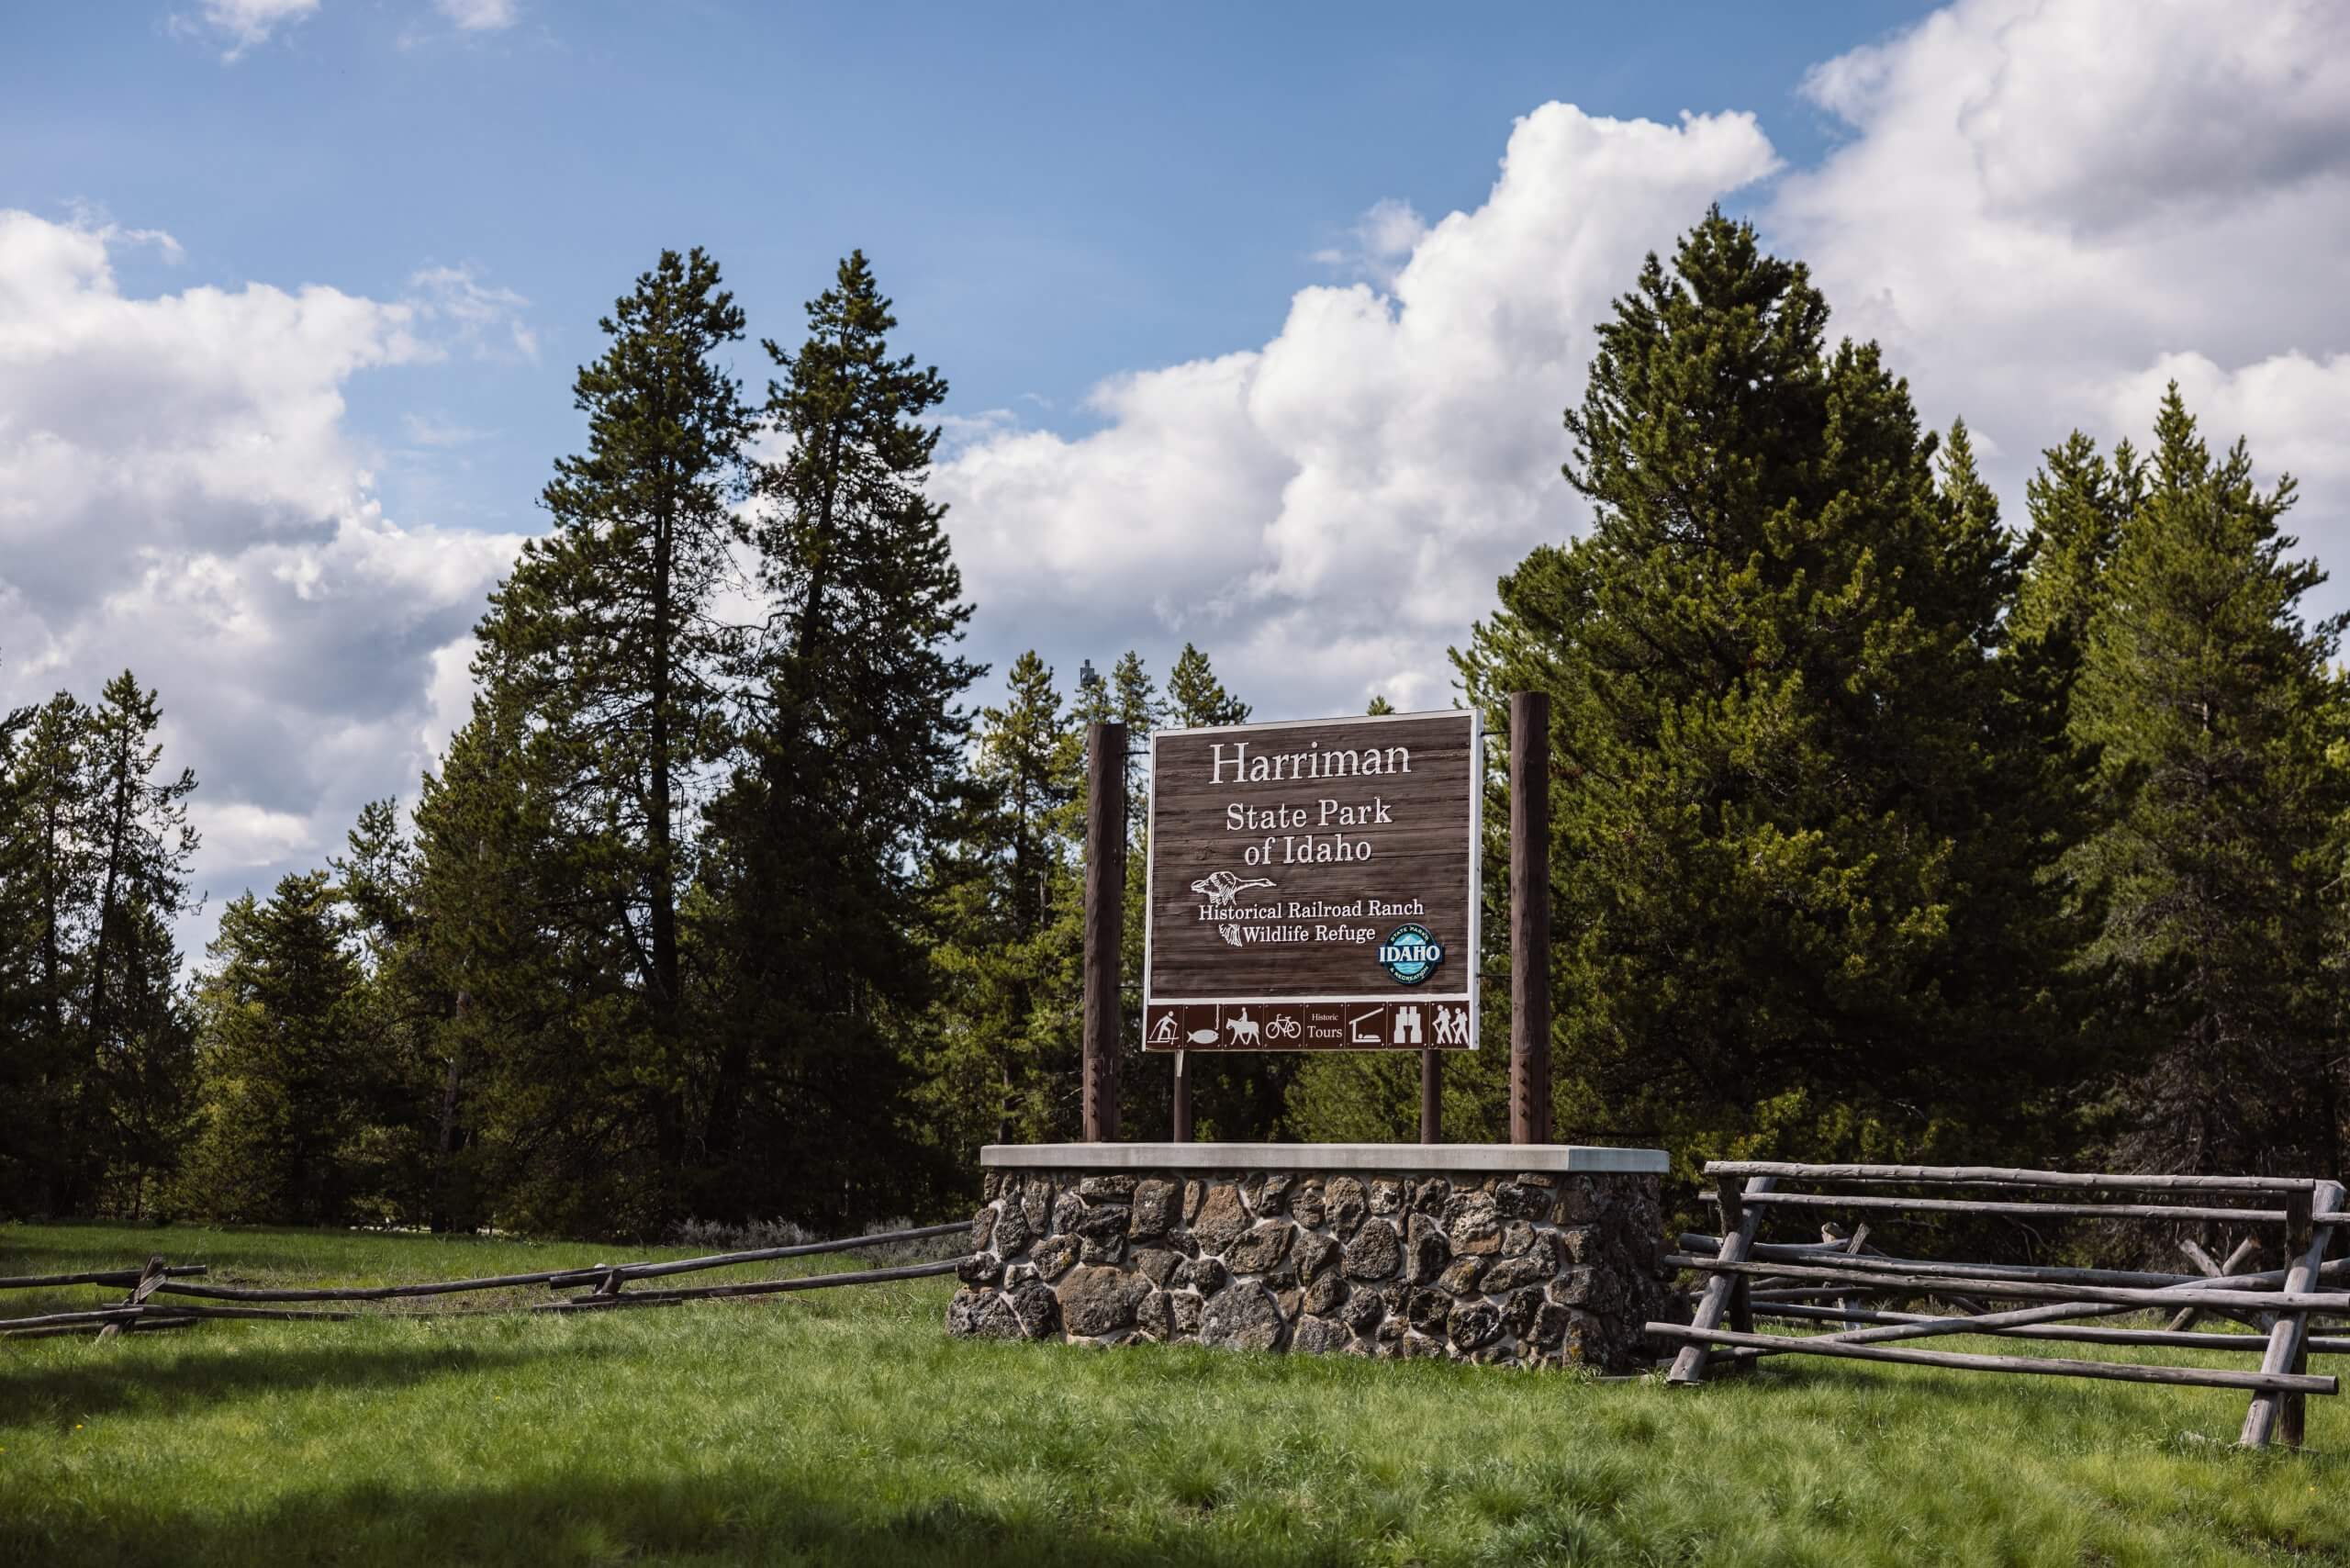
[2244,1180,2340,1449]
[1669,1173,1775,1384]
[1082,722,1126,1143]
[96,1254,166,1342]
[1508,690,1551,1145]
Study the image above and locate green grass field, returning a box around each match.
[4,1220,2345,1567]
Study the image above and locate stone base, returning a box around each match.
[946,1146,1684,1372]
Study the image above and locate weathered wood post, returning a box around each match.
[1082,722,1126,1142]
[1669,1174,1775,1385]
[1508,690,1551,1145]
[1420,1050,1441,1143]
[1171,1052,1192,1142]
[95,1254,167,1342]
[2244,1180,2339,1448]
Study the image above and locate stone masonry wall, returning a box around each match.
[946,1166,1684,1372]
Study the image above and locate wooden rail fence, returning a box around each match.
[0,1222,971,1341]
[1647,1160,2346,1449]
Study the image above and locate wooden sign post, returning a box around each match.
[1509,691,1551,1144]
[1081,721,1126,1142]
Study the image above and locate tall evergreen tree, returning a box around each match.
[694,251,979,1223]
[0,693,86,1211]
[180,872,378,1225]
[409,685,656,1236]
[73,673,198,1214]
[924,652,1082,1156]
[2013,431,2142,662]
[1455,210,2086,1171]
[329,797,464,1226]
[0,691,47,1211]
[2071,387,2347,1177]
[471,246,753,1220]
[1167,643,1250,728]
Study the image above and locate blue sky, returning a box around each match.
[6,1,2347,948]
[5,2,1930,533]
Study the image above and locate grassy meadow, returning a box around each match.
[4,1220,2347,1567]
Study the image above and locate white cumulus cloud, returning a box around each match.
[936,2,2350,724]
[0,210,525,923]
[1771,0,2350,576]
[934,105,1782,715]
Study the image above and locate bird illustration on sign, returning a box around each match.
[1192,869,1275,908]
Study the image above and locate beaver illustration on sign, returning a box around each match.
[1191,869,1275,909]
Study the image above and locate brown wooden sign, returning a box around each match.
[1143,709,1480,1051]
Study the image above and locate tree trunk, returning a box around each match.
[65,744,134,1215]
[431,990,469,1234]
[647,489,687,1221]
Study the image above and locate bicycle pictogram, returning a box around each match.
[1263,1014,1302,1041]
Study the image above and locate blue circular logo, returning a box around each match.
[1377,924,1444,986]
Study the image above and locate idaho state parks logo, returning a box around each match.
[1377,924,1443,985]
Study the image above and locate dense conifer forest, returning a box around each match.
[6,213,2344,1239]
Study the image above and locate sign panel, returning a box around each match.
[1142,709,1480,1050]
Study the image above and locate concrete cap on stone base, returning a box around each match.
[979,1142,1668,1174]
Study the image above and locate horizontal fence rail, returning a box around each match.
[1665,1253,2350,1315]
[1704,1161,2321,1193]
[1647,1324,2338,1396]
[1662,1159,2346,1450]
[1720,1190,2293,1226]
[539,1222,968,1290]
[1748,1301,2350,1355]
[0,1264,208,1292]
[1676,1234,2350,1294]
[0,1223,972,1342]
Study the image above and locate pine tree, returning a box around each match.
[2072,386,2346,1177]
[2014,431,2142,661]
[924,652,1082,1156]
[0,692,46,1212]
[180,873,376,1224]
[329,798,460,1226]
[471,247,753,1221]
[695,251,979,1224]
[1167,643,1250,728]
[0,694,84,1211]
[74,672,198,1215]
[1454,210,2085,1170]
[408,686,653,1236]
